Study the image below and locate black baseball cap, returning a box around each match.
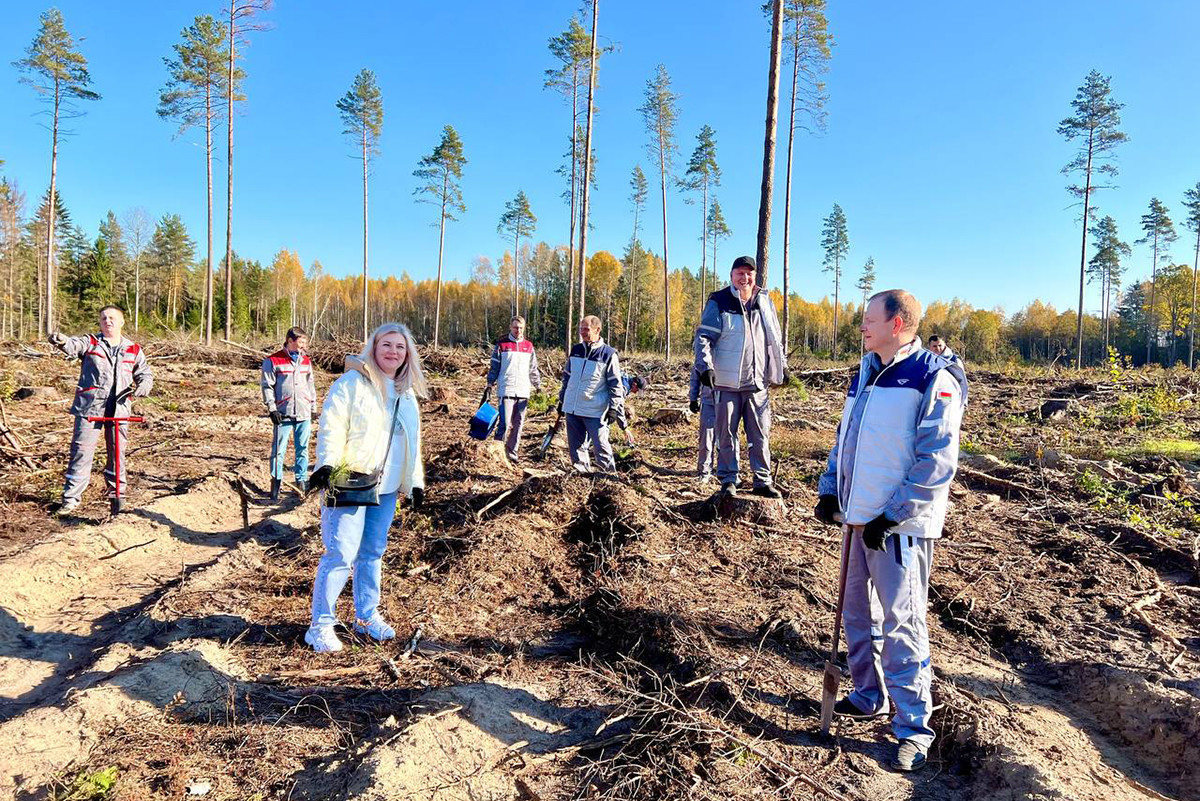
[731,255,756,271]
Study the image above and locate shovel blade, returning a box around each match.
[820,659,840,735]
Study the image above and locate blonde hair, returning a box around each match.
[356,323,429,401]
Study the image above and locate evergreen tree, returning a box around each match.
[682,125,721,311]
[856,256,876,354]
[1058,71,1127,367]
[707,199,732,283]
[413,125,467,348]
[158,14,238,345]
[779,0,832,348]
[575,0,601,327]
[148,214,196,327]
[337,68,383,340]
[122,208,152,331]
[13,8,100,336]
[820,203,849,359]
[1136,197,1177,363]
[623,165,649,352]
[1182,182,1200,368]
[497,191,537,317]
[639,64,679,360]
[1086,215,1129,355]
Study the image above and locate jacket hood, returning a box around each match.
[345,355,372,380]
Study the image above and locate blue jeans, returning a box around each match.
[270,418,311,481]
[310,492,399,628]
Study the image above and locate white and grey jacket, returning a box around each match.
[558,338,627,427]
[261,349,318,420]
[486,335,541,399]
[694,286,785,391]
[56,333,153,418]
[818,338,967,538]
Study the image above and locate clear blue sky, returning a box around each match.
[2,1,1198,317]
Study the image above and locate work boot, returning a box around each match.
[834,697,887,720]
[720,482,738,497]
[752,484,783,499]
[270,478,281,502]
[110,497,124,516]
[890,739,927,772]
[58,498,80,516]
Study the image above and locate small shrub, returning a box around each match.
[55,766,118,801]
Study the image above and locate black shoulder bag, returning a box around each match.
[325,397,402,508]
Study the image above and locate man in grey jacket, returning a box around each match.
[261,326,317,500]
[486,315,542,463]
[50,305,153,515]
[694,256,785,498]
[814,289,966,773]
[558,315,632,474]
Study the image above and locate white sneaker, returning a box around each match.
[304,625,344,653]
[354,614,396,642]
[58,499,80,515]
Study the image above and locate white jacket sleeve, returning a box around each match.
[314,375,353,470]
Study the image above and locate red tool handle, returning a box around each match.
[86,416,145,423]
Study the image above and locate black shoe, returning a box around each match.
[890,739,928,772]
[270,478,281,502]
[720,482,738,497]
[110,498,124,516]
[752,484,783,499]
[833,697,887,720]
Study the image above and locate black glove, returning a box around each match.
[115,387,134,405]
[411,487,424,510]
[308,465,332,493]
[555,401,563,415]
[689,398,701,414]
[814,494,841,525]
[269,410,283,426]
[861,513,897,551]
[700,369,716,388]
[481,387,492,406]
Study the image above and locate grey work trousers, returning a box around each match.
[63,416,129,502]
[697,395,716,477]
[842,529,936,749]
[494,397,529,462]
[565,413,615,474]
[714,387,772,487]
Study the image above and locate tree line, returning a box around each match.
[2,4,1197,368]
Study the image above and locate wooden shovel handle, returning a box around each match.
[829,525,854,664]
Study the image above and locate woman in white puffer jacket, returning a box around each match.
[304,323,427,652]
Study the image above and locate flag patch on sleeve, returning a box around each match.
[938,391,953,398]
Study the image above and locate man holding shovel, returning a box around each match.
[50,305,153,516]
[814,289,966,772]
[261,326,317,500]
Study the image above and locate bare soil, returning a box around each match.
[0,343,1197,801]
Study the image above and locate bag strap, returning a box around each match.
[375,395,403,476]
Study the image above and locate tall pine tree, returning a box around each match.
[1137,197,1178,364]
[639,65,679,360]
[413,125,467,348]
[682,125,720,313]
[820,203,849,359]
[1182,182,1200,368]
[1086,215,1129,355]
[337,68,384,341]
[497,192,537,317]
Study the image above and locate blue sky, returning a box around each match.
[2,1,1198,317]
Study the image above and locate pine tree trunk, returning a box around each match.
[45,78,60,337]
[755,0,783,289]
[1189,229,1199,369]
[832,258,840,361]
[565,72,579,354]
[577,0,599,325]
[660,143,671,362]
[514,231,521,318]
[205,82,214,345]
[433,172,448,348]
[1074,142,1093,369]
[699,180,708,316]
[782,30,799,353]
[225,0,236,341]
[1147,233,1158,365]
[361,129,369,342]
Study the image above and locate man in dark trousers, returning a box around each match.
[694,256,786,498]
[486,315,542,463]
[261,326,317,500]
[50,305,153,515]
[558,315,632,473]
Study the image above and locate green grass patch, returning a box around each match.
[1106,438,1200,461]
[54,766,118,801]
[527,387,557,414]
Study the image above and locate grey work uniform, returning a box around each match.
[486,335,542,462]
[57,334,153,503]
[688,364,716,478]
[558,338,627,474]
[694,286,785,487]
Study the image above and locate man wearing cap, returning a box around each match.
[813,289,966,772]
[486,315,542,463]
[558,315,632,474]
[50,305,153,516]
[693,255,785,498]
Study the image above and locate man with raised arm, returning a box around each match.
[813,289,967,773]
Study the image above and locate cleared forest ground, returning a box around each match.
[0,341,1197,801]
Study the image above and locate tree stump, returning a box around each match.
[708,492,788,526]
[651,407,692,426]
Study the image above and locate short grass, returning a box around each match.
[1106,438,1200,462]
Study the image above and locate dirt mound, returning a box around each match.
[426,438,515,482]
[299,679,605,801]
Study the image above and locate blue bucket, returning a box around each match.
[469,402,500,440]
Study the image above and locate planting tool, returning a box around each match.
[536,410,564,460]
[85,415,145,503]
[821,514,850,736]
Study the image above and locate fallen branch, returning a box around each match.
[99,538,157,560]
[220,338,269,356]
[475,487,517,521]
[956,465,1039,495]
